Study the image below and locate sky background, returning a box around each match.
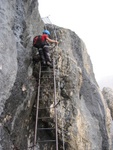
[38,0,113,88]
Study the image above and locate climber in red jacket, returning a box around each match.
[33,30,58,67]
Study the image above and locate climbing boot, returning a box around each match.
[41,60,46,67]
[46,61,53,68]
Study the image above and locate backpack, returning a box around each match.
[33,35,42,48]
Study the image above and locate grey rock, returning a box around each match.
[102,87,113,119]
[0,0,43,149]
[102,87,113,149]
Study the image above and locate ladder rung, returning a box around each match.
[40,85,53,87]
[37,128,55,130]
[40,81,57,83]
[40,77,59,80]
[38,90,54,93]
[37,140,56,143]
[38,99,52,101]
[39,107,54,110]
[41,71,53,73]
[40,77,53,79]
[38,117,52,119]
[39,90,54,92]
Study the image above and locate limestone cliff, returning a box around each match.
[102,87,113,149]
[0,0,44,149]
[0,0,112,150]
[102,87,113,119]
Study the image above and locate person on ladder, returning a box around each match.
[33,30,58,67]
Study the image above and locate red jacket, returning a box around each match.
[41,34,48,42]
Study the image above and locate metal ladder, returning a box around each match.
[34,57,58,150]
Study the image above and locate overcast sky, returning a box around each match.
[38,0,113,85]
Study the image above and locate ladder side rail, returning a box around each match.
[34,64,41,147]
[57,68,65,150]
[48,17,59,150]
[53,57,58,150]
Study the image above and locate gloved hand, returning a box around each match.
[55,41,59,45]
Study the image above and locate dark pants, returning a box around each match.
[38,45,51,64]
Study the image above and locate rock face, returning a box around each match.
[0,0,44,149]
[102,87,113,119]
[44,26,112,150]
[102,87,113,149]
[0,0,112,150]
